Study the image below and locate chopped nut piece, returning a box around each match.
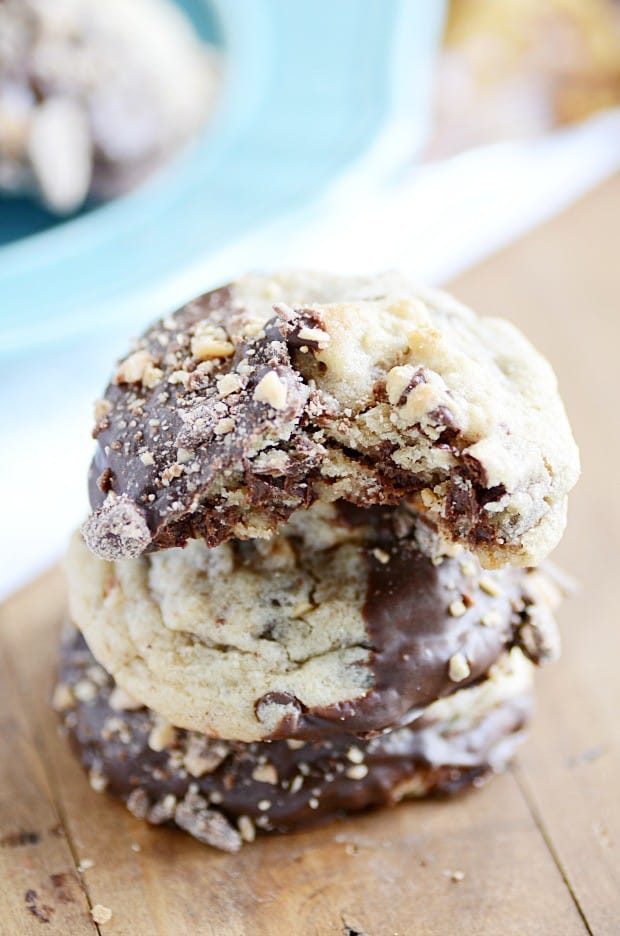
[346,747,364,764]
[480,576,503,597]
[139,451,155,466]
[238,815,256,842]
[88,767,108,793]
[214,417,235,436]
[448,652,471,682]
[176,447,194,464]
[115,350,160,386]
[73,679,96,702]
[253,371,287,410]
[257,799,271,811]
[182,738,227,777]
[191,324,235,361]
[161,463,184,485]
[372,548,390,564]
[297,325,330,349]
[93,398,112,424]
[346,764,369,780]
[217,373,242,397]
[251,763,278,785]
[449,599,467,618]
[148,717,176,752]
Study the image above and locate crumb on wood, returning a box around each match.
[91,903,112,924]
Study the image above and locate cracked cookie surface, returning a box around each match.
[68,501,560,742]
[83,272,579,569]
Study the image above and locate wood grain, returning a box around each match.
[452,177,620,936]
[1,176,618,935]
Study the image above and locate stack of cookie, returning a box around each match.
[57,273,579,852]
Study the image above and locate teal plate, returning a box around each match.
[0,0,445,355]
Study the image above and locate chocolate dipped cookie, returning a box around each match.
[82,272,579,569]
[55,629,534,852]
[68,501,560,742]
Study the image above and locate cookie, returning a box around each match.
[0,0,217,212]
[68,501,560,742]
[55,629,534,851]
[82,272,579,569]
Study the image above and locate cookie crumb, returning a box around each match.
[77,859,94,873]
[91,904,112,924]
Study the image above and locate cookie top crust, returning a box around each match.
[68,501,560,742]
[56,628,533,849]
[83,272,578,569]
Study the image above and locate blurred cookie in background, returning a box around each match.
[0,0,219,214]
[430,0,620,157]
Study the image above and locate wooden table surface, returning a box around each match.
[1,177,619,936]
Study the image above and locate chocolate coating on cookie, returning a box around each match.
[55,631,533,851]
[83,273,579,568]
[68,503,560,742]
[258,507,554,738]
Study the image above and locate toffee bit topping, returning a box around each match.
[480,576,503,597]
[190,324,235,361]
[114,350,163,388]
[73,679,97,702]
[345,764,369,780]
[449,599,467,618]
[296,325,331,349]
[251,764,279,785]
[238,815,256,843]
[253,371,288,410]
[346,746,364,764]
[448,652,471,683]
[148,717,176,752]
[372,548,390,564]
